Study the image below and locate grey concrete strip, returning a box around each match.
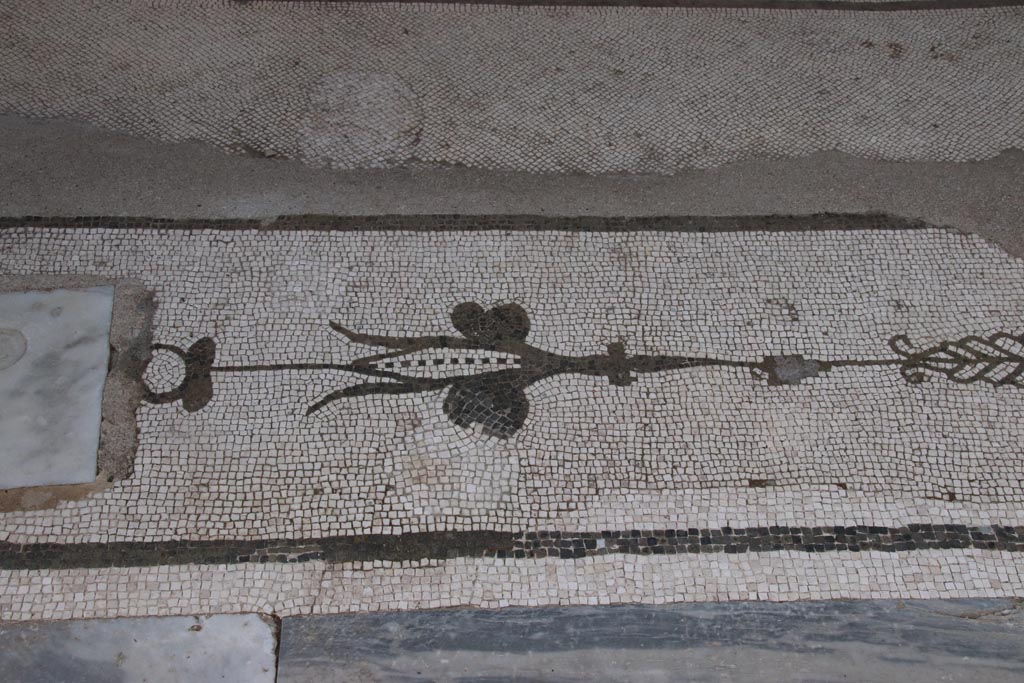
[0,614,277,683]
[1,115,1023,258]
[278,599,1024,682]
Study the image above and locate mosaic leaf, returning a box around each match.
[443,375,529,439]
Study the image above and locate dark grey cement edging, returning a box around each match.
[0,276,153,512]
[278,599,1024,683]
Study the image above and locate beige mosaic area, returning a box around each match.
[2,2,1023,173]
[2,549,1023,621]
[0,225,1022,544]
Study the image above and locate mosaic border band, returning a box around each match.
[2,525,1022,570]
[0,213,940,234]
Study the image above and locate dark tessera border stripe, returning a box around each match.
[2,525,1021,571]
[239,0,1024,12]
[0,213,938,234]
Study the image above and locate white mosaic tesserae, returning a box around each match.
[0,219,1022,619]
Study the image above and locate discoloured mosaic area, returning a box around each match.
[0,215,1023,618]
[2,2,1024,173]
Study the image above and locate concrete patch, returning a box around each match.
[0,614,277,683]
[0,288,112,489]
[278,600,1024,683]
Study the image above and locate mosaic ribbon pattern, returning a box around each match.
[145,305,1024,438]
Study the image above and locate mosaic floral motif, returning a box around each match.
[142,302,1024,439]
[890,332,1024,387]
[314,303,537,438]
[313,302,726,438]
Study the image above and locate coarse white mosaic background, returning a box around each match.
[2,2,1024,173]
[0,224,1023,545]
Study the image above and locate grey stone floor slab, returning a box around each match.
[0,614,276,683]
[0,287,112,489]
[278,599,1024,683]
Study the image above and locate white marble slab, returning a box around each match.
[0,287,112,489]
[0,614,277,683]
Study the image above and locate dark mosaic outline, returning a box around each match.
[236,0,1024,12]
[0,212,957,234]
[1,525,1021,570]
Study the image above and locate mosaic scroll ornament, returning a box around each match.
[143,302,1024,438]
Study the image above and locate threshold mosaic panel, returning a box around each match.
[3,2,1024,173]
[0,215,1023,618]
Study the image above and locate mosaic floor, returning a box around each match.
[3,1,1024,174]
[1,214,1022,620]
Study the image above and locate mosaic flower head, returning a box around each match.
[312,302,540,439]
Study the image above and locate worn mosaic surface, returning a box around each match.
[1,215,1023,620]
[3,2,1024,174]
